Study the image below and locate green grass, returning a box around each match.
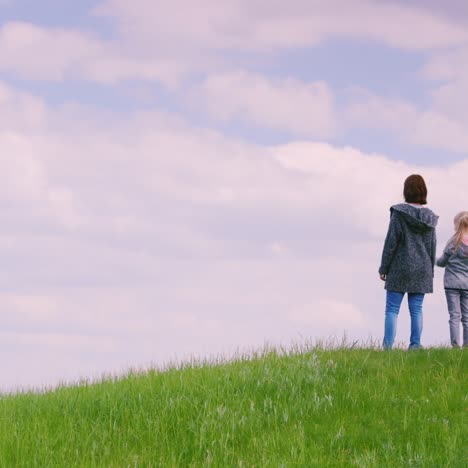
[1,346,466,467]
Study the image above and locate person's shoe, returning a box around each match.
[408,344,423,351]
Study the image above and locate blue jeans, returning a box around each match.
[383,291,425,350]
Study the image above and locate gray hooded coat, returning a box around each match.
[379,204,439,294]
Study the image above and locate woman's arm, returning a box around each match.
[379,212,401,277]
[431,229,437,275]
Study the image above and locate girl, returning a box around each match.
[436,212,468,348]
[379,174,438,350]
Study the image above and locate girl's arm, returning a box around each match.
[379,212,401,276]
[436,242,453,268]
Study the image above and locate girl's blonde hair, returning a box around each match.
[453,211,468,252]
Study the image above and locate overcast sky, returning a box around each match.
[1,0,468,392]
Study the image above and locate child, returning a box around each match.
[436,212,468,348]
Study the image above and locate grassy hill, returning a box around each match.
[1,347,466,467]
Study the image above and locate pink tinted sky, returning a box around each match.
[1,0,467,391]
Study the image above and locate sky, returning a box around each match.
[1,0,467,392]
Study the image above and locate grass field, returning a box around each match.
[1,346,466,467]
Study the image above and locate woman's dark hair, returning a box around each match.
[404,174,427,205]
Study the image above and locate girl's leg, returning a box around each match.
[408,293,425,350]
[384,291,405,349]
[445,289,461,348]
[460,290,468,348]
[445,290,461,348]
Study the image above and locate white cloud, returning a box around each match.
[344,89,468,154]
[0,81,47,129]
[95,0,468,52]
[0,0,467,87]
[0,22,183,85]
[0,1,466,157]
[422,47,468,130]
[0,86,83,233]
[192,71,335,138]
[423,47,468,82]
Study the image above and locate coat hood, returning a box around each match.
[391,203,439,233]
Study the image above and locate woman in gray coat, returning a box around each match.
[379,175,438,349]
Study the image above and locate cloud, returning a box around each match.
[1,0,467,87]
[0,22,183,85]
[95,0,468,52]
[387,0,468,25]
[0,90,83,232]
[344,89,468,154]
[1,1,467,159]
[191,71,335,138]
[424,47,468,82]
[0,81,47,129]
[421,47,468,131]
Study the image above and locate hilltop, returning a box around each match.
[0,347,466,466]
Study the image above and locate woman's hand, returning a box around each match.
[380,273,386,281]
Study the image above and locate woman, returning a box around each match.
[379,174,438,350]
